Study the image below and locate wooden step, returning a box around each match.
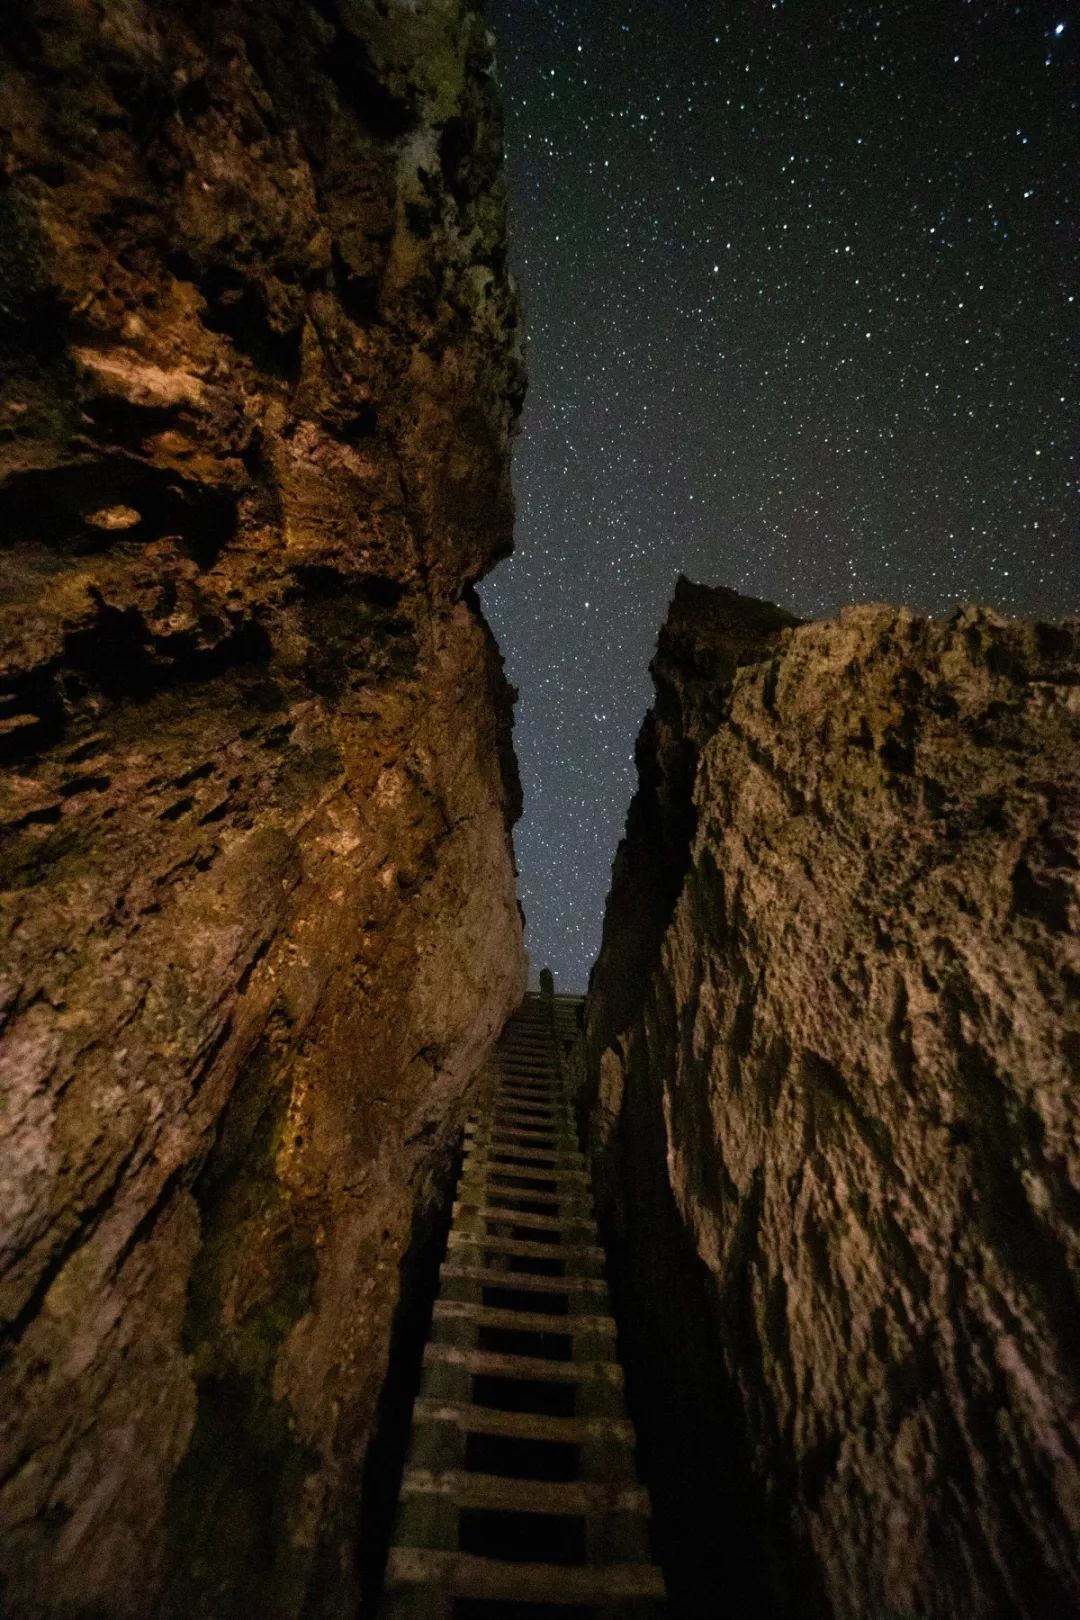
[471,1110,568,1128]
[467,1141,575,1160]
[473,1134,577,1155]
[440,1264,607,1295]
[478,1101,567,1119]
[489,1117,568,1135]
[492,1099,562,1114]
[496,1082,560,1097]
[471,1150,586,1173]
[456,1181,588,1212]
[446,1232,603,1263]
[489,1114,569,1134]
[495,1095,563,1108]
[490,1082,558,1094]
[459,1171,580,1198]
[384,1548,665,1604]
[424,1342,623,1385]
[412,1396,634,1445]
[464,1158,590,1187]
[400,1467,647,1517]
[465,1140,585,1168]
[468,1123,578,1147]
[452,1201,596,1234]
[433,1298,613,1334]
[493,1092,560,1107]
[474,1110,564,1123]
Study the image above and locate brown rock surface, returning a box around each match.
[0,4,525,1616]
[583,577,1080,1620]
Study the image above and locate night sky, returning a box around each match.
[479,0,1078,991]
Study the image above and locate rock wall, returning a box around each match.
[583,578,1080,1620]
[0,5,525,1616]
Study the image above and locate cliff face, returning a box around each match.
[584,579,1080,1620]
[0,5,525,1616]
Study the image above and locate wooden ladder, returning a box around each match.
[381,992,666,1617]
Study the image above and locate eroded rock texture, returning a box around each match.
[0,5,525,1616]
[583,578,1080,1620]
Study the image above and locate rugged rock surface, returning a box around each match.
[0,5,525,1616]
[583,578,1080,1620]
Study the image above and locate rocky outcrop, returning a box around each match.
[0,5,525,1616]
[583,578,1080,1620]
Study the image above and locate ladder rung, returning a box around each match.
[493,1096,560,1111]
[488,1119,568,1137]
[492,1098,560,1108]
[384,1548,665,1603]
[412,1396,634,1445]
[491,1108,563,1125]
[465,1139,584,1168]
[472,1108,569,1121]
[492,1092,563,1107]
[468,1124,577,1147]
[466,1146,582,1172]
[447,1232,603,1262]
[452,1201,595,1233]
[400,1467,647,1517]
[424,1342,623,1384]
[464,1158,590,1186]
[479,1160,586,1179]
[440,1264,607,1294]
[457,1179,586,1210]
[433,1298,613,1334]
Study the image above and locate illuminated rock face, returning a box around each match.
[0,5,524,1615]
[583,578,1080,1620]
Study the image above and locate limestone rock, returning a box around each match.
[0,4,525,1616]
[583,577,1080,1619]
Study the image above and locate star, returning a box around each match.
[482,0,1077,988]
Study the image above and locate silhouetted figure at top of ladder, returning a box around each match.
[381,973,665,1616]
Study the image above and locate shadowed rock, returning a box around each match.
[581,581,1080,1620]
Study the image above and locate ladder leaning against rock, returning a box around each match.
[381,988,666,1616]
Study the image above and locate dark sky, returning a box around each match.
[480,0,1078,992]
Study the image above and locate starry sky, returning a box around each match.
[479,0,1078,991]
